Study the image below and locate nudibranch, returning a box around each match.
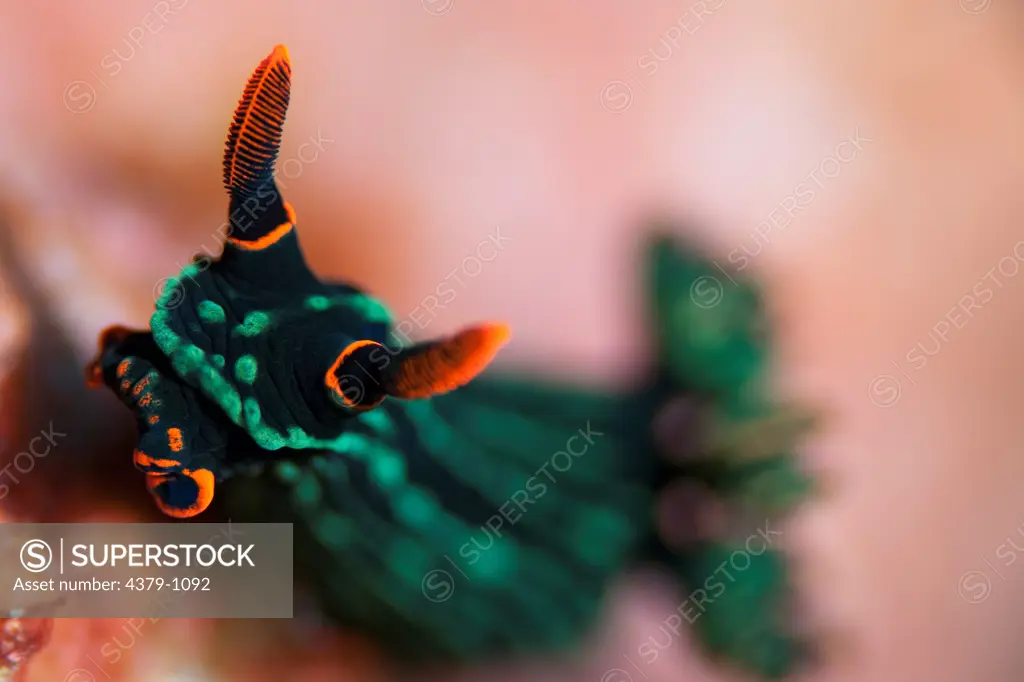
[84,45,818,681]
[86,45,510,518]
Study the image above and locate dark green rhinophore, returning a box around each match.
[87,45,818,680]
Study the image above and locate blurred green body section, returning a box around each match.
[218,235,816,678]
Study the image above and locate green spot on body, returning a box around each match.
[235,311,271,337]
[254,425,286,450]
[357,408,394,437]
[223,395,242,422]
[389,538,431,583]
[269,424,406,457]
[234,355,258,384]
[369,451,405,487]
[198,300,226,323]
[243,397,262,429]
[310,455,347,482]
[293,473,322,507]
[275,461,302,483]
[304,293,391,323]
[343,294,392,324]
[315,512,352,548]
[150,310,182,354]
[202,376,241,423]
[468,538,516,582]
[304,295,331,311]
[395,488,438,528]
[150,289,252,430]
[195,365,242,423]
[171,344,205,375]
[573,507,632,567]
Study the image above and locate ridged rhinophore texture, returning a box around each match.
[223,44,292,200]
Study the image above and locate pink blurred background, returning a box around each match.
[1,1,1024,680]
